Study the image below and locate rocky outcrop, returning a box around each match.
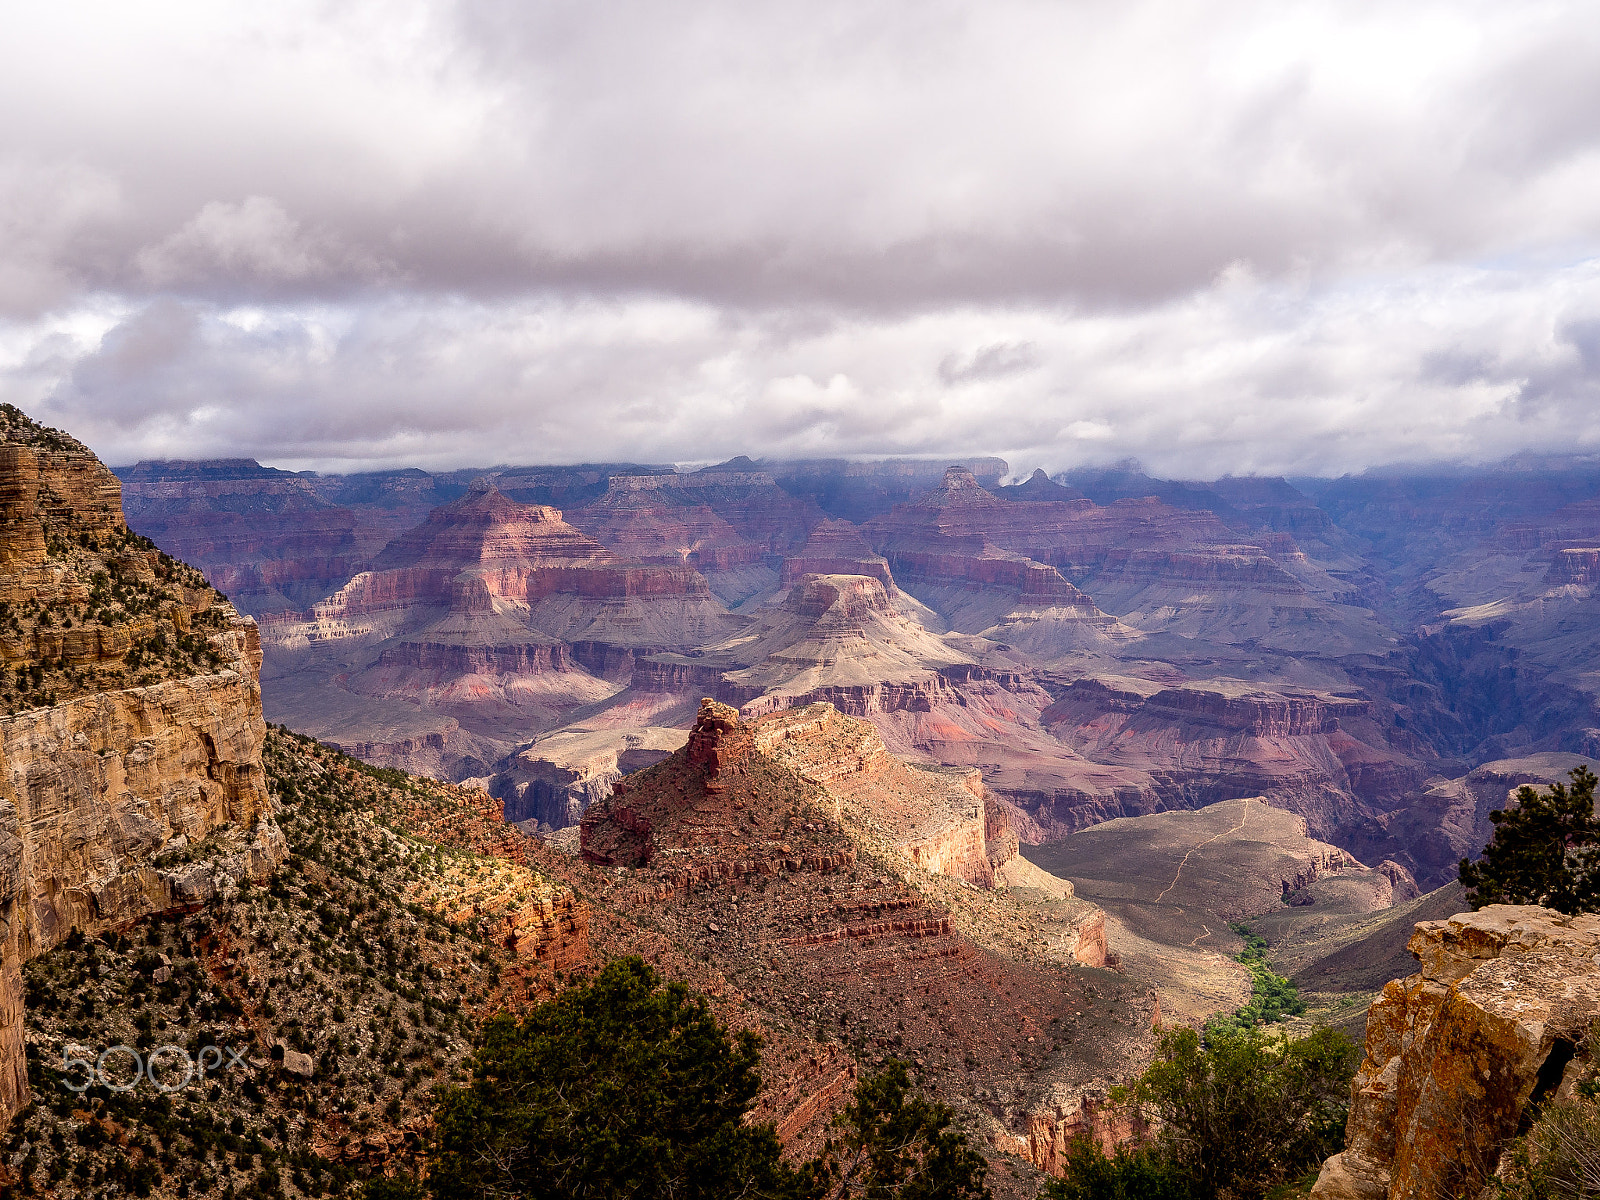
[780,519,896,591]
[1549,547,1600,585]
[754,702,1025,889]
[1312,905,1600,1200]
[0,408,287,1124]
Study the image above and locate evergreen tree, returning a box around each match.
[1459,765,1600,914]
[805,1061,991,1200]
[426,957,800,1200]
[424,958,991,1200]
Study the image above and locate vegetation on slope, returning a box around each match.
[1460,765,1600,914]
[1204,926,1306,1037]
[422,957,991,1200]
[0,728,570,1199]
[1049,1025,1356,1200]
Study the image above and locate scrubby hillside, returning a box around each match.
[0,728,586,1198]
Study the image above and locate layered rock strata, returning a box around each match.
[259,483,742,768]
[1311,905,1600,1200]
[571,697,1140,1179]
[116,459,370,614]
[0,407,288,1124]
[566,461,824,606]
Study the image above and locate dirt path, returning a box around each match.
[1154,798,1256,905]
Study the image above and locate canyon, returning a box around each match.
[116,450,1600,898]
[95,434,1600,1188]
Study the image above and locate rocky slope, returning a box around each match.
[0,728,594,1196]
[0,406,293,1128]
[1312,905,1600,1200]
[571,699,1140,1180]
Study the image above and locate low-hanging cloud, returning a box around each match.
[1,0,1599,475]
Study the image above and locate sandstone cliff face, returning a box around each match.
[1312,905,1600,1200]
[0,407,290,1125]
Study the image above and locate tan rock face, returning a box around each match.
[0,407,288,1126]
[1311,905,1600,1200]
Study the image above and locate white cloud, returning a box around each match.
[0,1,1596,473]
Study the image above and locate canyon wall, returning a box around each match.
[0,408,290,1124]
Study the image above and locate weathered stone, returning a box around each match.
[1311,905,1600,1200]
[281,1049,314,1078]
[0,410,288,1127]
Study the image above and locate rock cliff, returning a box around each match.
[0,406,287,1124]
[1312,905,1600,1200]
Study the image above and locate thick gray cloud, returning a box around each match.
[1,0,1599,475]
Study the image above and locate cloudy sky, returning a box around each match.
[3,1,1599,478]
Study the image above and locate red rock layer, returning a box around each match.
[780,518,896,590]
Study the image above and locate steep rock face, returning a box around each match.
[1312,906,1600,1200]
[0,409,287,1124]
[861,466,1139,647]
[1341,753,1593,891]
[487,726,686,829]
[780,518,896,591]
[1034,676,1423,843]
[1549,546,1600,584]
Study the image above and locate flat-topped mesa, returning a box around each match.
[785,572,896,622]
[1312,905,1600,1200]
[0,405,284,1126]
[280,484,729,626]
